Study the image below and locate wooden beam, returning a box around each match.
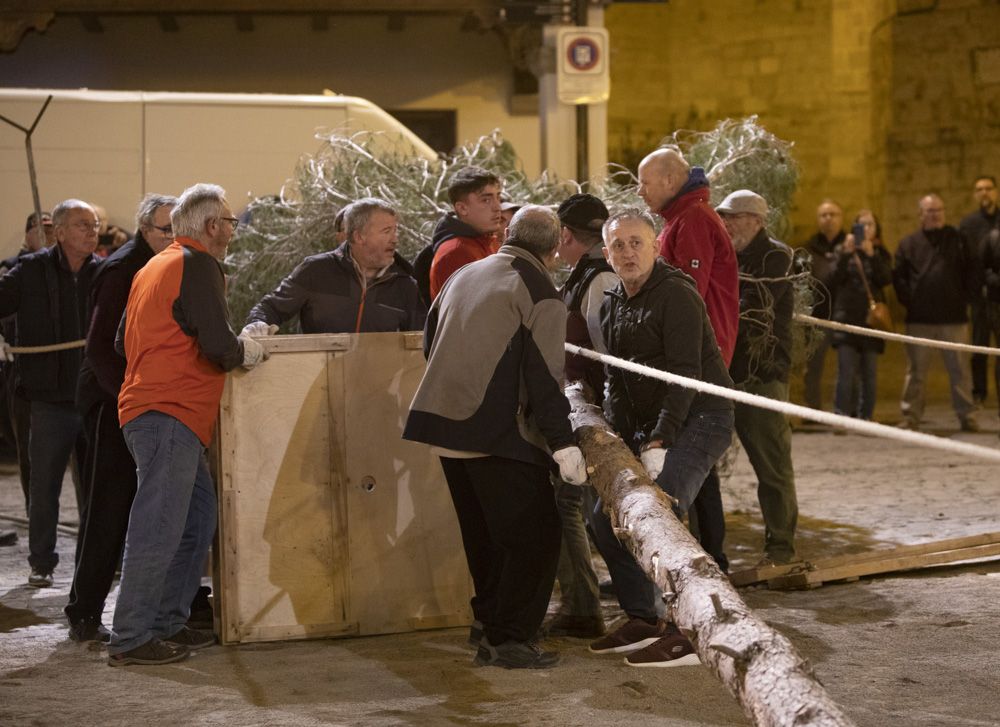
[567,383,856,727]
[5,1,501,13]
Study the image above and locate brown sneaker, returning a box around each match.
[108,638,189,667]
[588,617,668,654]
[624,632,701,668]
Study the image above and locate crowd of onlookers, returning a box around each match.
[0,159,995,671]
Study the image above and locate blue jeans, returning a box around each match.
[589,408,734,620]
[109,411,217,655]
[834,345,879,420]
[27,400,83,573]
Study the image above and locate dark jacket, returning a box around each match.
[76,234,156,413]
[961,208,1000,303]
[829,243,892,352]
[892,226,974,325]
[801,230,844,319]
[601,259,733,451]
[656,167,739,365]
[0,244,98,403]
[404,244,574,466]
[247,242,426,334]
[561,247,616,401]
[730,229,794,385]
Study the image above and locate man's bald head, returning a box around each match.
[637,148,691,213]
[919,193,946,231]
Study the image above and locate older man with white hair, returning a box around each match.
[107,183,265,667]
[716,190,799,565]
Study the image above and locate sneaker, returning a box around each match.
[187,586,214,630]
[624,632,701,668]
[164,626,216,651]
[467,620,483,648]
[0,530,17,547]
[545,614,605,639]
[69,618,111,643]
[960,417,980,433]
[28,569,53,588]
[588,617,669,654]
[598,578,617,597]
[473,638,560,669]
[108,638,189,667]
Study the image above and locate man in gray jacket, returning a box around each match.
[404,205,587,670]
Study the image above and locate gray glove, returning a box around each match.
[239,335,267,369]
[0,334,12,363]
[553,446,588,486]
[640,447,667,480]
[241,321,279,337]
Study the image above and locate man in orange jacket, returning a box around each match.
[107,183,266,667]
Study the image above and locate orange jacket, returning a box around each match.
[117,238,243,446]
[428,234,498,301]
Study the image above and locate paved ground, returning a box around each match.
[2,401,999,726]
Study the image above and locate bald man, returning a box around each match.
[637,148,738,572]
[892,194,979,431]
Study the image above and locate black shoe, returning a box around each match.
[28,569,53,588]
[69,618,111,643]
[164,626,216,651]
[598,578,617,597]
[545,614,605,638]
[467,620,483,648]
[474,638,560,669]
[0,530,17,547]
[108,638,189,666]
[187,585,213,629]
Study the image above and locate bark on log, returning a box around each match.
[566,383,856,727]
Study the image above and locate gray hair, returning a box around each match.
[135,193,179,230]
[171,183,227,239]
[345,198,397,242]
[602,208,658,242]
[51,199,95,227]
[505,205,560,259]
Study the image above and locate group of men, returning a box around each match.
[802,176,999,432]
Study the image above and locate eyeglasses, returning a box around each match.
[150,224,174,236]
[219,216,240,231]
[68,222,100,232]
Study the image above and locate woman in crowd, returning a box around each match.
[829,209,893,420]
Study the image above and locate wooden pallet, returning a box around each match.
[730,531,1000,590]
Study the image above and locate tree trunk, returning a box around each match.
[566,383,855,727]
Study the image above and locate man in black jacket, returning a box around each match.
[64,194,177,641]
[587,209,733,668]
[0,199,100,588]
[716,190,798,565]
[959,176,999,405]
[243,197,425,336]
[893,194,979,431]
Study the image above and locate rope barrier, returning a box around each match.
[7,340,86,354]
[795,314,1000,356]
[566,343,1000,464]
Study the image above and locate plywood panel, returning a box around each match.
[340,332,473,635]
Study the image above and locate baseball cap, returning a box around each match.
[500,199,523,213]
[557,193,609,232]
[715,190,768,218]
[25,211,53,231]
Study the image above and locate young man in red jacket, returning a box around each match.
[637,148,739,571]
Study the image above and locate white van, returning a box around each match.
[0,88,436,256]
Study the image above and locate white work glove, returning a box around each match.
[553,446,588,486]
[239,335,267,370]
[241,321,279,337]
[640,447,667,481]
[0,334,12,363]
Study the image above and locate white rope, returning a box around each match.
[566,343,1000,464]
[795,313,1000,356]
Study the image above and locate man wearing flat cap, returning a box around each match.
[547,193,619,639]
[716,189,799,565]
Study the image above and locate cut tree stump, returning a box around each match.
[566,383,856,727]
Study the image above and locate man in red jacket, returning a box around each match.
[637,148,739,571]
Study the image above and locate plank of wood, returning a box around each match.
[769,542,1000,589]
[260,333,352,354]
[729,562,805,588]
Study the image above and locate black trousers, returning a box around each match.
[439,455,561,645]
[3,368,31,513]
[65,401,137,625]
[691,467,729,573]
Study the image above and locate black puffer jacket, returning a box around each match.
[601,259,733,451]
[830,244,892,352]
[892,226,974,325]
[801,231,844,319]
[248,242,426,333]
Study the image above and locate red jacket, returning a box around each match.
[429,234,498,301]
[657,186,739,365]
[118,238,244,445]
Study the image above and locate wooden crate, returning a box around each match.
[213,331,473,644]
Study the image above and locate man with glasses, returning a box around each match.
[107,183,265,666]
[65,194,177,642]
[0,199,100,587]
